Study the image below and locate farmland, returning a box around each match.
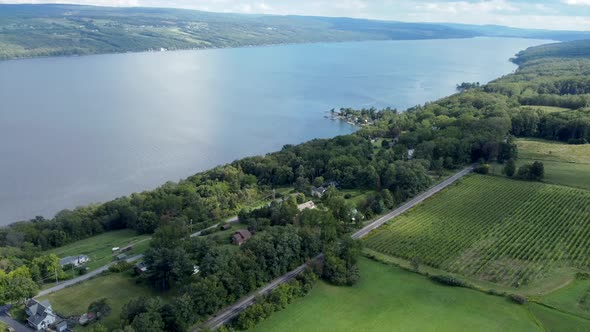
[251,258,543,332]
[364,175,590,288]
[492,139,590,190]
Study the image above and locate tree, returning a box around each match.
[88,298,111,320]
[503,159,516,177]
[517,162,545,181]
[530,161,545,180]
[131,312,164,332]
[144,247,193,291]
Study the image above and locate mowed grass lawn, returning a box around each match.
[38,272,161,330]
[251,258,541,332]
[45,229,151,271]
[364,175,590,289]
[493,138,590,190]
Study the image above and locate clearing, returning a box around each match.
[251,258,543,332]
[45,229,151,271]
[364,175,590,289]
[38,271,162,331]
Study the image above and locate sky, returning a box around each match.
[2,0,589,31]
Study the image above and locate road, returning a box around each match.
[0,314,34,332]
[190,216,239,237]
[35,214,241,298]
[203,257,320,330]
[199,165,474,330]
[36,254,143,298]
[351,165,474,239]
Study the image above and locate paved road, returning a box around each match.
[198,165,474,330]
[0,314,34,332]
[190,216,239,237]
[36,254,144,298]
[202,256,320,330]
[351,165,474,239]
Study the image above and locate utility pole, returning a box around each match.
[55,267,58,285]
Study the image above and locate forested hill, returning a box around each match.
[1,4,589,61]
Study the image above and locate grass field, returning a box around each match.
[38,272,162,330]
[529,303,590,332]
[520,106,572,113]
[45,230,151,271]
[538,277,590,320]
[251,258,542,332]
[492,139,590,190]
[364,175,590,288]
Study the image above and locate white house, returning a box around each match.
[59,255,90,268]
[25,299,57,331]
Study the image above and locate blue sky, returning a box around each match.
[2,0,589,30]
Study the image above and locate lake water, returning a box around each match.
[0,37,548,224]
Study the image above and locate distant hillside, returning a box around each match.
[512,39,590,65]
[0,4,589,61]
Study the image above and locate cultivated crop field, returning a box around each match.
[364,175,590,288]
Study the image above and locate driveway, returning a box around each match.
[0,314,34,332]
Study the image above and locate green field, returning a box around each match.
[520,106,572,113]
[364,175,590,288]
[39,272,161,330]
[251,258,542,332]
[46,230,151,271]
[529,303,590,332]
[538,277,590,320]
[493,139,590,190]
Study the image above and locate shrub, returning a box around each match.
[508,294,528,305]
[429,275,470,288]
[474,164,490,174]
[344,193,352,199]
[108,261,133,273]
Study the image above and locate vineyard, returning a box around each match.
[364,175,590,288]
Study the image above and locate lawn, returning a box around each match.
[251,258,542,332]
[45,230,151,271]
[38,272,162,331]
[364,175,590,289]
[492,138,590,190]
[341,189,374,207]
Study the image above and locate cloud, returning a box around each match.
[0,0,589,31]
[562,0,590,5]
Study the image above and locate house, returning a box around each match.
[220,223,232,230]
[311,186,327,198]
[297,201,316,211]
[58,255,89,268]
[134,262,148,274]
[232,229,252,246]
[25,299,57,331]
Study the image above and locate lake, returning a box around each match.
[0,37,548,224]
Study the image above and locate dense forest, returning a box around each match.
[1,4,590,61]
[0,39,589,330]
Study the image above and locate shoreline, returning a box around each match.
[0,37,548,226]
[0,36,544,64]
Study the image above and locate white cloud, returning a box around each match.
[562,0,590,5]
